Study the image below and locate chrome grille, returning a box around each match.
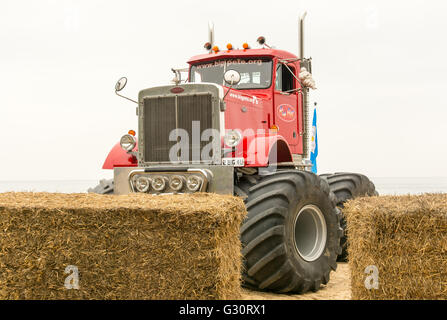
[143,94,214,163]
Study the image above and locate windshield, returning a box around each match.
[190,58,273,89]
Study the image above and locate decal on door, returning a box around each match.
[277,104,296,122]
[229,93,259,105]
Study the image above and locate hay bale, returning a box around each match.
[0,192,246,300]
[344,194,447,300]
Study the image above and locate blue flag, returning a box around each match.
[310,106,318,173]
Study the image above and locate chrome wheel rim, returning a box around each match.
[293,204,327,262]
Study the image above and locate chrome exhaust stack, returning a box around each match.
[299,12,312,166]
[299,11,307,60]
[208,21,215,52]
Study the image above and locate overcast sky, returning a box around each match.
[1,0,446,181]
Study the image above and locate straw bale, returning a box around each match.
[344,194,447,300]
[0,192,246,300]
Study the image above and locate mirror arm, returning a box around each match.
[115,91,138,104]
[222,85,234,101]
[281,88,302,95]
[280,61,304,88]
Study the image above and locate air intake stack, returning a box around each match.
[299,12,312,166]
[208,21,215,53]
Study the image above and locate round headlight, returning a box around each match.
[186,175,203,192]
[169,175,185,192]
[120,134,136,152]
[134,176,150,193]
[224,130,242,147]
[151,176,167,192]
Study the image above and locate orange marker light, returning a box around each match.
[128,130,136,136]
[270,124,279,132]
[212,46,219,53]
[242,43,250,49]
[226,43,233,50]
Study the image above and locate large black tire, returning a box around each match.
[87,179,114,194]
[319,173,378,261]
[235,170,343,294]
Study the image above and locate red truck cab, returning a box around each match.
[188,48,304,161]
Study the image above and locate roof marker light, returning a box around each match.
[212,46,219,53]
[226,43,233,50]
[242,43,250,50]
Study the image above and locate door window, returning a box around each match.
[275,64,296,92]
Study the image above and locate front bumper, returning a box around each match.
[114,166,234,195]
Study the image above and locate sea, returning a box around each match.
[0,177,446,195]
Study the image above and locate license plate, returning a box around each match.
[222,157,245,167]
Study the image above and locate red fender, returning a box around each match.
[102,141,138,169]
[234,132,293,167]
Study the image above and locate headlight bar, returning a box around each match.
[128,169,211,194]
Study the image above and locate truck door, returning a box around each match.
[273,62,301,153]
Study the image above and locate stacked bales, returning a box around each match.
[344,194,447,300]
[0,192,246,300]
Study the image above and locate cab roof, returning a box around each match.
[187,48,298,65]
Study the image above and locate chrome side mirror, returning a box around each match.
[114,76,138,104]
[115,77,128,92]
[222,70,241,102]
[223,70,241,86]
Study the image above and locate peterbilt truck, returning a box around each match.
[89,14,377,294]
